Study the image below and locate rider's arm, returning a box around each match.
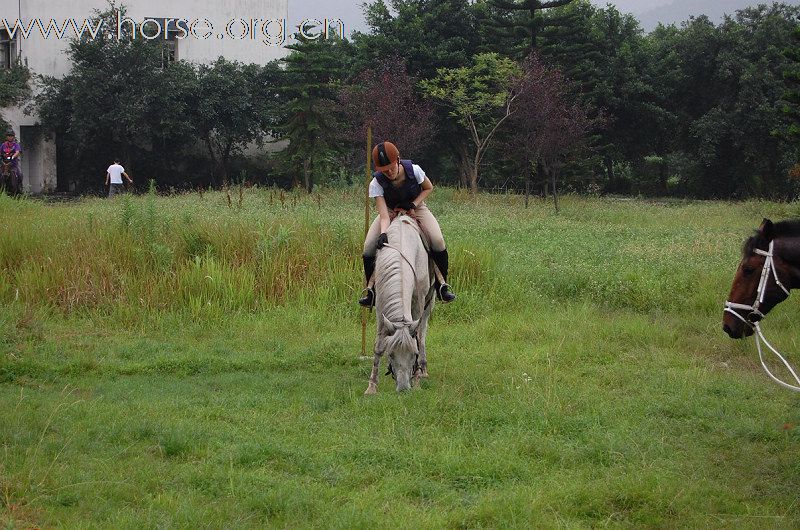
[413,177,433,207]
[105,172,110,185]
[122,171,132,183]
[376,196,391,233]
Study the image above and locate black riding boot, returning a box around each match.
[358,255,376,307]
[430,249,456,303]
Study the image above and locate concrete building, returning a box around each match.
[0,0,289,192]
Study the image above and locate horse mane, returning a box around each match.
[376,218,415,325]
[743,219,800,256]
[383,326,416,356]
[377,219,420,361]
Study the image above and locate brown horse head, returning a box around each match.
[723,218,794,338]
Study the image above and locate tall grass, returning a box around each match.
[1,188,371,315]
[4,188,793,319]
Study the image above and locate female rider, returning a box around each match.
[359,140,456,306]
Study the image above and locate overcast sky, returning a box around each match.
[288,0,800,36]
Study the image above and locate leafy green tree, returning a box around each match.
[273,33,352,192]
[353,0,480,80]
[479,0,575,58]
[0,62,31,131]
[421,53,520,193]
[192,58,273,187]
[666,5,800,198]
[543,3,656,188]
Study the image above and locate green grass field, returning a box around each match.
[3,188,800,528]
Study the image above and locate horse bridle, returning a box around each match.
[723,240,800,391]
[724,241,790,325]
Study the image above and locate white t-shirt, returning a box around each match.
[369,163,427,198]
[107,163,125,184]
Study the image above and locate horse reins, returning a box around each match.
[723,241,800,391]
[382,242,419,283]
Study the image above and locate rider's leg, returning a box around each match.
[359,216,381,307]
[430,249,456,302]
[414,203,456,302]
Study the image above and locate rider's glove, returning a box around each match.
[377,233,388,249]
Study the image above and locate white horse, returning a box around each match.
[365,213,435,393]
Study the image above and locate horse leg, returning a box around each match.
[365,351,381,395]
[417,288,434,379]
[417,320,429,379]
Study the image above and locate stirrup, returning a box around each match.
[359,287,375,307]
[437,283,456,303]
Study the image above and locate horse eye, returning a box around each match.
[743,266,755,276]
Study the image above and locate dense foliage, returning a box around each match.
[31,1,800,199]
[0,62,30,132]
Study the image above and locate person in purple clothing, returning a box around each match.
[1,131,23,188]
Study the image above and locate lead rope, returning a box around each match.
[754,322,800,392]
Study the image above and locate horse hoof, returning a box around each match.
[364,384,377,395]
[420,370,429,378]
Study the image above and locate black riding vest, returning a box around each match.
[374,159,422,210]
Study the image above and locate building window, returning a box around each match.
[143,18,186,67]
[162,39,177,66]
[0,29,16,69]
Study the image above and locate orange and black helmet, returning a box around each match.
[372,141,399,172]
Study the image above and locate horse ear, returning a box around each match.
[759,218,774,241]
[382,314,399,332]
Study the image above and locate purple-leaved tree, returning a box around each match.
[339,56,435,157]
[508,53,594,211]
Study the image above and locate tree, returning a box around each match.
[353,0,481,80]
[338,56,435,157]
[274,33,352,192]
[552,4,654,188]
[663,5,800,198]
[480,0,575,57]
[778,26,800,144]
[507,53,592,211]
[0,62,31,131]
[192,58,273,187]
[420,53,520,193]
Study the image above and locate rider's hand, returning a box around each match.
[377,233,388,249]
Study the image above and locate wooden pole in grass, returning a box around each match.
[361,126,372,358]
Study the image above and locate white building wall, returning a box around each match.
[0,0,289,192]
